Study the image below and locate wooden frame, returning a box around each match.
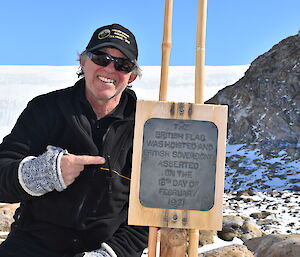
[128,100,227,230]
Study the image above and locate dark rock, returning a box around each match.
[206,33,300,191]
[250,211,273,219]
[206,33,300,148]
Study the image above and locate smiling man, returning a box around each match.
[0,24,148,257]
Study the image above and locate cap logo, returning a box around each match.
[98,29,111,39]
[111,29,131,45]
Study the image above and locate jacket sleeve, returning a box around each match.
[0,97,50,203]
[105,221,148,257]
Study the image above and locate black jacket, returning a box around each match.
[0,79,148,256]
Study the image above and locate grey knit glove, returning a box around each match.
[18,145,67,196]
[82,248,111,257]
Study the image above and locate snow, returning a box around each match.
[225,142,300,191]
[0,65,248,141]
[223,190,300,235]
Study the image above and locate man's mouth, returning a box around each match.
[97,76,115,85]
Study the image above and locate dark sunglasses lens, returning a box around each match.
[115,59,135,73]
[92,54,111,67]
[89,52,135,73]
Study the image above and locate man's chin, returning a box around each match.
[95,91,120,101]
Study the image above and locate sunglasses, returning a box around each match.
[87,51,136,73]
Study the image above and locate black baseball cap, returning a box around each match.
[86,24,138,61]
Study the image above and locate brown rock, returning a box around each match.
[245,234,300,257]
[236,190,256,197]
[199,230,217,246]
[218,215,262,242]
[0,203,19,232]
[250,211,273,219]
[198,244,254,257]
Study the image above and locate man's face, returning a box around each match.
[81,47,136,105]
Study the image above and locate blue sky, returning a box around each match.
[0,0,299,66]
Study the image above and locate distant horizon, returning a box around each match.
[0,65,248,141]
[0,0,299,66]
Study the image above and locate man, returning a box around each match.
[0,23,148,257]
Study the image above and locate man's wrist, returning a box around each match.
[18,145,67,196]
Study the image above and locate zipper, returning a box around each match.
[106,154,113,194]
[101,119,133,185]
[101,119,133,165]
[74,178,93,230]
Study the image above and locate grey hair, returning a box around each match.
[76,50,142,79]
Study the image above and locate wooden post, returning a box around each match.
[160,229,187,257]
[148,227,159,257]
[159,1,188,257]
[159,0,173,101]
[194,0,207,105]
[189,1,207,256]
[148,1,174,256]
[188,229,200,257]
[147,1,209,256]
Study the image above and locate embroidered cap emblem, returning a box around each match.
[98,29,110,40]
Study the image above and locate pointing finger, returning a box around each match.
[73,155,106,165]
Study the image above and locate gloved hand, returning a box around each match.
[18,145,67,196]
[74,248,111,257]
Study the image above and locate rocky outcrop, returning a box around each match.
[206,33,300,150]
[205,33,300,191]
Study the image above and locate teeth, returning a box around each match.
[98,76,115,84]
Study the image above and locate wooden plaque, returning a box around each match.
[128,100,228,230]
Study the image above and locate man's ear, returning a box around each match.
[128,74,137,84]
[80,59,86,72]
